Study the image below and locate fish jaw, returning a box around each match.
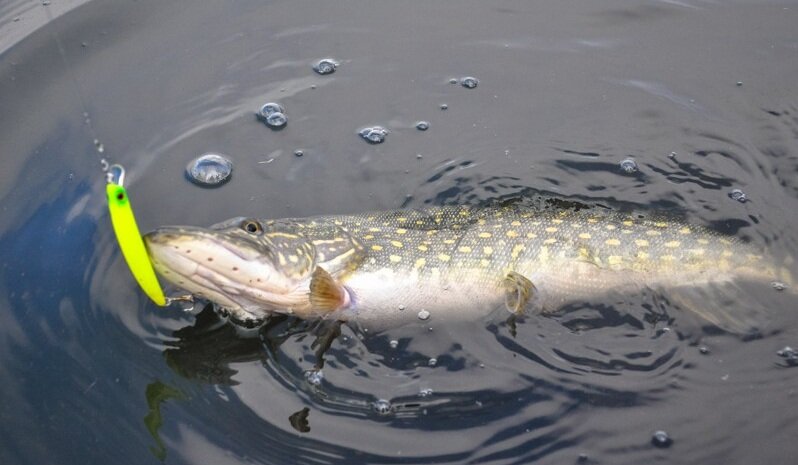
[143,227,311,318]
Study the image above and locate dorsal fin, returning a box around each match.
[309,266,349,313]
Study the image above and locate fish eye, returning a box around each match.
[241,220,262,235]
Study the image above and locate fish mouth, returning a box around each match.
[143,227,307,313]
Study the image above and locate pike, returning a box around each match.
[143,204,793,332]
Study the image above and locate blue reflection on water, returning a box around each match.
[0,178,160,464]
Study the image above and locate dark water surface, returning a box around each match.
[2,1,798,464]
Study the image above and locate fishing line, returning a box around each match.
[38,1,107,171]
[39,1,173,306]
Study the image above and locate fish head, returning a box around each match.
[143,217,317,315]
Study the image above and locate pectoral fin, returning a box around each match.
[310,266,350,313]
[503,271,537,314]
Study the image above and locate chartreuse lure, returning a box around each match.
[106,170,166,306]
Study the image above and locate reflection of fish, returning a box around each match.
[144,205,793,331]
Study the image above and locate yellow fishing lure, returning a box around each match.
[106,181,166,306]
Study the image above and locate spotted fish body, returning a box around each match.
[144,205,790,330]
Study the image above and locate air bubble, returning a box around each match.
[777,346,797,360]
[186,153,233,187]
[440,104,448,110]
[460,76,479,89]
[313,58,338,75]
[448,78,458,84]
[304,369,324,386]
[417,309,430,320]
[359,126,388,144]
[266,112,287,128]
[294,150,304,157]
[389,340,399,349]
[651,430,673,448]
[619,158,638,174]
[419,388,433,397]
[729,189,748,203]
[257,103,287,128]
[771,281,787,291]
[415,121,430,131]
[428,358,437,367]
[398,304,406,311]
[258,102,283,116]
[372,399,393,416]
[699,346,710,355]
